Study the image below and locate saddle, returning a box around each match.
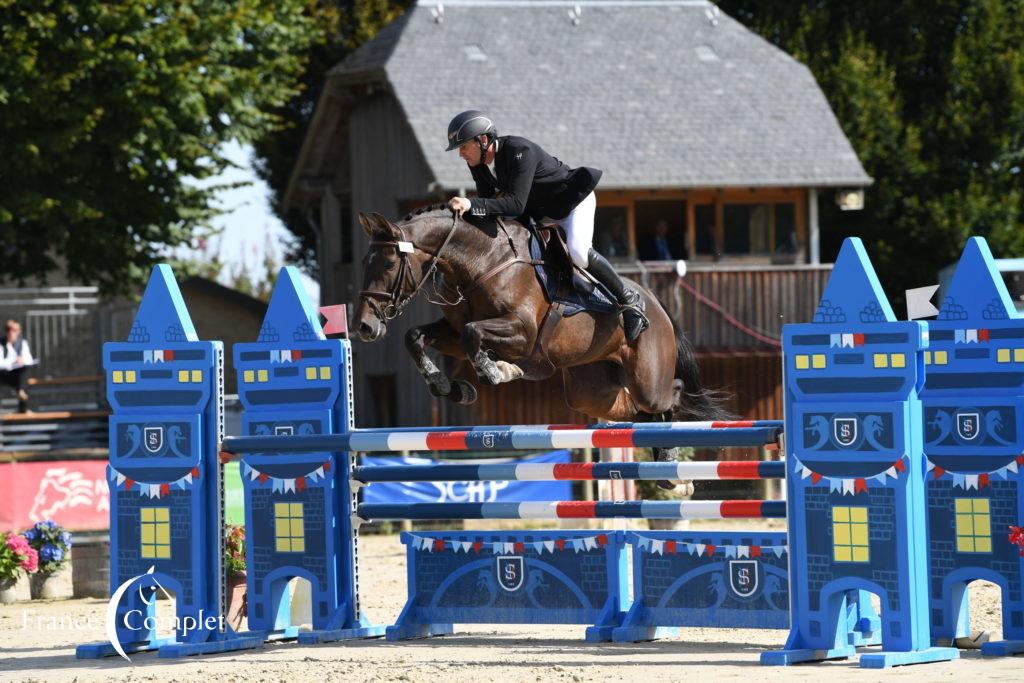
[497,218,618,381]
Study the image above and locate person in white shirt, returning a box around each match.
[1,319,34,412]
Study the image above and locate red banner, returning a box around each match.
[0,460,110,532]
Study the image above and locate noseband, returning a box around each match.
[359,213,460,323]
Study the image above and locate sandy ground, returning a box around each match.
[1,528,1022,682]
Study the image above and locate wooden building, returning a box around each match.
[285,0,871,428]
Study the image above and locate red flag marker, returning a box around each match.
[320,304,349,336]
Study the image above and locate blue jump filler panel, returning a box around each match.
[77,265,261,659]
[922,237,1024,657]
[389,530,628,642]
[235,266,384,645]
[612,531,789,642]
[762,238,959,668]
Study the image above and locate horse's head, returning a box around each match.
[354,212,424,341]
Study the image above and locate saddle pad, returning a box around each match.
[529,233,617,316]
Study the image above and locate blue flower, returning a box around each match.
[40,545,57,563]
[23,529,37,542]
[60,532,72,548]
[43,520,57,530]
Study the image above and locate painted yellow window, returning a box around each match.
[243,369,255,383]
[257,369,268,383]
[1016,349,1024,363]
[924,351,932,365]
[274,502,305,553]
[832,506,870,563]
[141,507,171,559]
[191,369,202,383]
[812,354,826,369]
[319,366,331,380]
[178,369,189,383]
[890,353,906,368]
[305,366,317,380]
[934,350,948,365]
[125,370,136,383]
[997,348,1011,363]
[113,370,124,384]
[955,498,992,553]
[795,355,810,370]
[873,353,888,368]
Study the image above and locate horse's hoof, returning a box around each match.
[426,372,451,397]
[449,380,478,405]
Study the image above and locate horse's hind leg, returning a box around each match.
[405,318,477,404]
[461,315,533,385]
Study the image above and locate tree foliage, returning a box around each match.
[0,0,319,294]
[251,0,413,277]
[718,0,1024,298]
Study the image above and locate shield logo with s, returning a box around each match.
[496,556,524,592]
[956,412,980,441]
[728,560,759,598]
[143,427,164,454]
[482,432,495,448]
[833,417,858,448]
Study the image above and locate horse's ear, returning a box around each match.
[357,212,375,237]
[369,212,401,239]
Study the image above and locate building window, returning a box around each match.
[274,503,305,553]
[955,498,991,553]
[832,506,869,563]
[636,199,686,260]
[594,206,630,259]
[141,507,171,559]
[694,204,717,257]
[723,203,798,257]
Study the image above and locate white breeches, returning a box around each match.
[544,191,596,268]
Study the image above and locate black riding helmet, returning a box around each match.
[445,110,497,158]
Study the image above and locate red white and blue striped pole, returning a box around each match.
[223,424,782,455]
[356,500,787,521]
[371,420,783,433]
[353,460,785,483]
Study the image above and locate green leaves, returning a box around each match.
[0,0,319,294]
[719,0,1024,298]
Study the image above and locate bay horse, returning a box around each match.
[353,206,729,488]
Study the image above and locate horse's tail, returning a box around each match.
[662,300,734,422]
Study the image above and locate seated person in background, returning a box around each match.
[596,215,630,258]
[0,319,34,413]
[640,219,675,261]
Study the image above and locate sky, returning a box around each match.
[179,139,321,305]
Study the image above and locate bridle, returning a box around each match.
[358,212,460,324]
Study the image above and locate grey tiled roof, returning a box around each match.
[332,0,871,190]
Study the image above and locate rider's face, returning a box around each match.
[458,136,486,166]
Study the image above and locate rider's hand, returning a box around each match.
[448,196,471,216]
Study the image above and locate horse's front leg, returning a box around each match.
[405,318,477,404]
[461,314,534,385]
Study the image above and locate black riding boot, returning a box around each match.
[585,248,649,342]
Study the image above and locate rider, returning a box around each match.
[445,110,649,342]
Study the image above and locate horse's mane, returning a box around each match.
[401,203,452,222]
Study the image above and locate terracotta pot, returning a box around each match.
[0,577,19,604]
[29,571,60,600]
[226,572,247,631]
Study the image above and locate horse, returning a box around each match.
[353,205,729,488]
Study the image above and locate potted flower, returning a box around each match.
[22,520,72,600]
[1,532,39,603]
[224,525,247,630]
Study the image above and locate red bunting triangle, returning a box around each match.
[555,539,566,551]
[472,542,482,554]
[125,479,134,491]
[665,540,677,555]
[258,473,269,484]
[933,466,946,479]
[706,544,716,557]
[159,483,170,496]
[323,461,331,473]
[853,333,865,346]
[296,477,306,492]
[751,545,762,558]
[979,473,990,489]
[811,472,823,485]
[192,467,199,478]
[979,329,990,342]
[434,539,445,552]
[893,458,906,473]
[514,542,525,553]
[597,534,608,547]
[855,478,868,494]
